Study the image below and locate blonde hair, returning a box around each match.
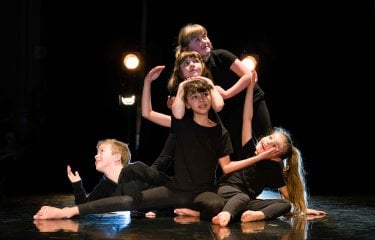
[96,139,131,167]
[167,51,212,93]
[175,23,209,57]
[283,146,308,215]
[273,128,308,215]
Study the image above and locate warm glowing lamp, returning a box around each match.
[123,53,140,70]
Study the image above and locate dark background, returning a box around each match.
[1,1,373,196]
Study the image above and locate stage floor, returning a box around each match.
[0,192,374,240]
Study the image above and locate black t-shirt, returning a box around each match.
[217,139,285,199]
[166,112,233,192]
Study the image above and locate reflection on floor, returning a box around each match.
[1,192,374,240]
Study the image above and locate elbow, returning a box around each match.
[171,107,184,119]
[214,102,224,112]
[221,167,231,175]
[172,112,184,119]
[141,111,150,119]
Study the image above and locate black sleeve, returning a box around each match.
[150,132,176,172]
[73,177,116,204]
[125,161,171,186]
[71,180,87,204]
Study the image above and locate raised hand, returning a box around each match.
[145,65,165,83]
[67,165,81,183]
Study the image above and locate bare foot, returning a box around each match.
[33,206,77,220]
[174,208,200,217]
[212,211,231,227]
[240,210,265,222]
[145,211,156,219]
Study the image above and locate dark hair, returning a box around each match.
[182,78,213,103]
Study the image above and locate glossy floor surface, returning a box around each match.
[1,193,374,240]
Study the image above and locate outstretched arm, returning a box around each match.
[242,70,257,145]
[141,65,171,127]
[219,72,279,174]
[219,147,280,174]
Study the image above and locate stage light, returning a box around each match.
[123,53,141,71]
[119,95,136,106]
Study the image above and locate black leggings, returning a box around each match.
[78,186,224,220]
[217,185,291,220]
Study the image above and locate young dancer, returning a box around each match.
[34,76,277,220]
[174,23,272,158]
[176,80,326,226]
[67,138,170,204]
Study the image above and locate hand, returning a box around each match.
[257,147,282,162]
[167,96,175,109]
[67,165,81,183]
[214,85,229,99]
[145,65,165,83]
[306,208,327,216]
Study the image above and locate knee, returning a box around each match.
[237,193,250,203]
[280,199,292,213]
[194,194,225,220]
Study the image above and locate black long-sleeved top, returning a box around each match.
[72,161,171,204]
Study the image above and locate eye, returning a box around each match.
[190,95,198,100]
[181,60,189,67]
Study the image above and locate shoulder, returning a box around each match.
[210,49,237,67]
[212,49,237,59]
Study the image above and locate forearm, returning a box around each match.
[171,85,185,119]
[141,80,153,118]
[221,155,262,174]
[72,181,87,204]
[211,88,224,112]
[171,97,185,119]
[224,75,250,99]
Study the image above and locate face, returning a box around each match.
[255,132,285,157]
[180,57,203,79]
[186,90,212,114]
[187,34,212,59]
[94,143,116,173]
